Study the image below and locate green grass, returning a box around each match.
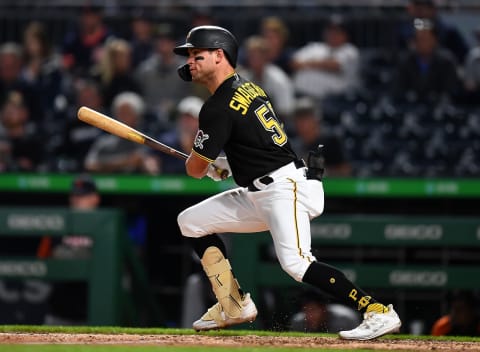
[1,325,480,352]
[0,325,194,335]
[0,325,333,338]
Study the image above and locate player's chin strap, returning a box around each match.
[201,246,243,318]
[177,64,192,81]
[306,144,325,181]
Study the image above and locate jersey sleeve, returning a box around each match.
[192,103,232,162]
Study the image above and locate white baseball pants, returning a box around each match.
[178,162,325,282]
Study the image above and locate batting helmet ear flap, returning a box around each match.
[177,63,192,81]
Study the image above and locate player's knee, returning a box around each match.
[278,257,310,282]
[177,209,202,238]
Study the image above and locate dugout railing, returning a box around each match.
[0,207,162,326]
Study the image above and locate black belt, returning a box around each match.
[247,175,274,192]
[247,160,305,192]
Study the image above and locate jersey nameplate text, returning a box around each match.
[228,82,268,115]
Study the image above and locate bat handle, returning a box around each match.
[213,165,230,180]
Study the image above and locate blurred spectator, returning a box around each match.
[94,38,142,108]
[0,42,40,123]
[44,174,147,324]
[290,97,351,177]
[289,289,360,333]
[0,97,14,171]
[135,23,193,127]
[129,9,155,69]
[291,14,360,101]
[0,43,24,102]
[431,290,480,336]
[238,35,294,121]
[391,18,461,103]
[69,174,101,209]
[463,26,480,103]
[0,139,9,172]
[84,91,159,174]
[62,5,114,78]
[21,21,70,145]
[398,0,469,64]
[56,79,104,172]
[50,174,100,260]
[45,174,99,325]
[190,7,216,27]
[0,91,44,172]
[154,96,203,174]
[260,16,295,75]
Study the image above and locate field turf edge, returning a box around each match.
[1,325,479,343]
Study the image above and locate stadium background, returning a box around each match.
[0,0,479,337]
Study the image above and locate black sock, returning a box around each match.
[185,234,227,259]
[302,261,387,314]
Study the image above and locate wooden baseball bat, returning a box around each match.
[77,106,229,179]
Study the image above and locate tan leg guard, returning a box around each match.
[201,246,243,319]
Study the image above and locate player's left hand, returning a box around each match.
[206,156,231,181]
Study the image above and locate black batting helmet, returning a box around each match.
[174,25,239,68]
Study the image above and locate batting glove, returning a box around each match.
[206,156,231,181]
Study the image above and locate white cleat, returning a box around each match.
[339,304,401,341]
[193,293,258,332]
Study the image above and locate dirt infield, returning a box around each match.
[1,333,480,351]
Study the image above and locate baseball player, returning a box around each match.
[174,25,401,340]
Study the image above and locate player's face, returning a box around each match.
[186,48,216,83]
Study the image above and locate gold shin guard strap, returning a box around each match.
[203,257,232,277]
[201,246,243,318]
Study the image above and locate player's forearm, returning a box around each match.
[185,153,209,179]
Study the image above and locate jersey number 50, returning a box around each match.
[255,102,287,146]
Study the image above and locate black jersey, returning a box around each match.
[192,73,298,187]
